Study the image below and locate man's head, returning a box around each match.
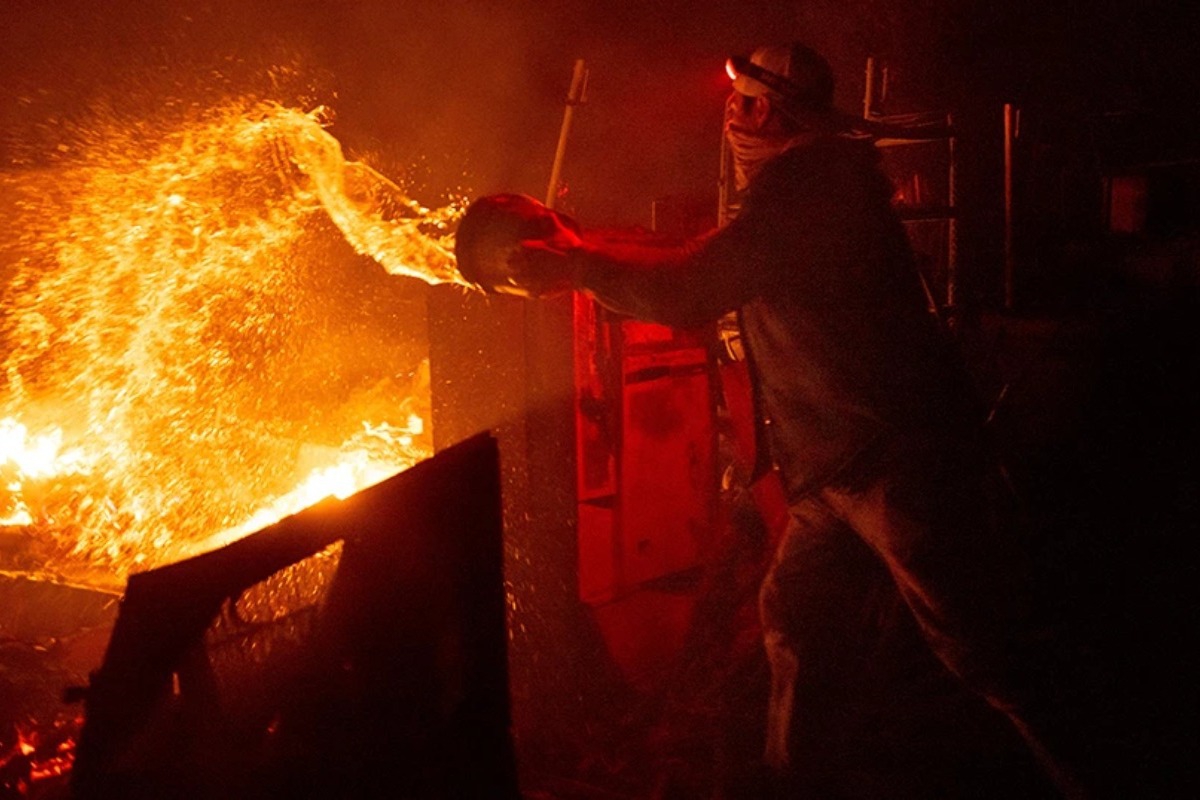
[722,42,836,190]
[730,42,834,111]
[726,42,835,134]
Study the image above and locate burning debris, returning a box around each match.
[0,712,80,800]
[0,571,119,799]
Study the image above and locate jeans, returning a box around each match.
[759,445,1090,798]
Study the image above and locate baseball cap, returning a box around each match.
[728,42,835,111]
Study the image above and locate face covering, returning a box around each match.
[724,93,820,191]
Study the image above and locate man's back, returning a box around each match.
[733,136,983,499]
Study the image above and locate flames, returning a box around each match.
[0,103,470,588]
[0,421,95,527]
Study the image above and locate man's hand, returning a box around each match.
[501,207,583,298]
[455,193,585,298]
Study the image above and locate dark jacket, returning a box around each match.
[574,135,982,500]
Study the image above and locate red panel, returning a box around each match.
[573,293,618,501]
[577,502,617,605]
[619,345,716,586]
[1109,174,1148,234]
[574,294,619,603]
[575,303,719,602]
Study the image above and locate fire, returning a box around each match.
[0,420,96,526]
[0,718,80,794]
[190,416,426,555]
[0,102,470,587]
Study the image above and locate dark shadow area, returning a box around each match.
[71,434,515,800]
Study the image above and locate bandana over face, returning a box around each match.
[723,93,818,191]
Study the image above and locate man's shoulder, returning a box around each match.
[751,135,881,205]
[773,135,879,176]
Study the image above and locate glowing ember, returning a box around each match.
[0,717,80,794]
[0,103,469,587]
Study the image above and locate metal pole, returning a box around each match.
[717,127,732,228]
[1003,103,1016,310]
[946,112,958,310]
[546,59,588,209]
[862,56,876,119]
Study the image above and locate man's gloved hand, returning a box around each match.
[454,193,582,298]
[506,212,583,298]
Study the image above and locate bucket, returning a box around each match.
[454,193,579,297]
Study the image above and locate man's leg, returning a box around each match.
[758,499,886,791]
[820,460,1094,798]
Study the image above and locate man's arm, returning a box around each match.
[522,203,780,328]
[566,230,731,327]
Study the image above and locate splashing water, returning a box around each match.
[274,106,472,286]
[0,102,471,588]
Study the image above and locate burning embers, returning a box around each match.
[0,715,79,798]
[0,102,470,587]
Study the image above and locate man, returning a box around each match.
[492,42,1087,797]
